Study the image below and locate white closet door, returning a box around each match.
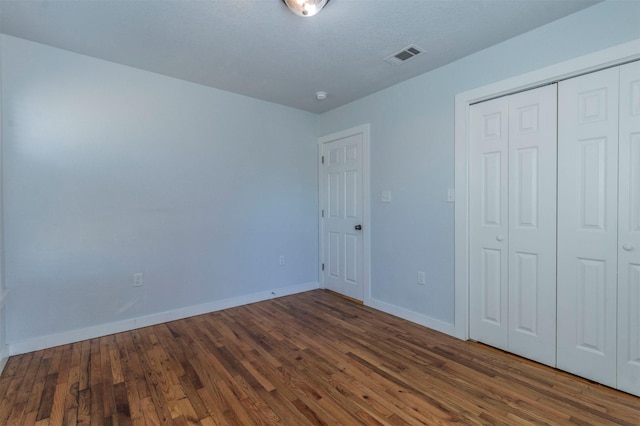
[557,67,619,387]
[507,85,557,367]
[470,97,509,350]
[617,61,640,396]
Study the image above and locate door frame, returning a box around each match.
[318,124,371,303]
[454,39,640,340]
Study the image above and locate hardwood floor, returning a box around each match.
[0,290,638,425]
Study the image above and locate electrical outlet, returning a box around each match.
[279,255,285,266]
[417,271,426,285]
[133,272,143,287]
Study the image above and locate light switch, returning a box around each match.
[447,188,455,203]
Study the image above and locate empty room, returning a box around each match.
[0,0,639,424]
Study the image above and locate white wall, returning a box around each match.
[2,35,319,349]
[318,0,640,327]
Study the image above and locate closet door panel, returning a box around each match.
[469,97,509,350]
[618,60,640,396]
[557,67,619,387]
[507,84,557,367]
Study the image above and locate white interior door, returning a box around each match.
[557,67,619,388]
[470,86,557,365]
[617,60,640,396]
[321,132,365,301]
[507,85,557,367]
[469,97,509,351]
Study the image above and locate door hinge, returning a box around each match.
[322,263,325,271]
[321,156,325,164]
[322,209,324,218]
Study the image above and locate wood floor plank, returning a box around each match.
[22,357,51,423]
[48,382,70,426]
[89,382,104,425]
[76,388,90,425]
[100,336,117,422]
[1,290,639,425]
[129,333,173,425]
[63,407,78,426]
[113,333,144,425]
[1,380,23,423]
[195,388,231,425]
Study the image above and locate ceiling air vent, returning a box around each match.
[384,45,423,66]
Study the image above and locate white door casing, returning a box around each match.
[557,67,619,387]
[469,85,557,366]
[617,60,640,396]
[319,125,370,302]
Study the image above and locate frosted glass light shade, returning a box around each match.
[282,0,330,17]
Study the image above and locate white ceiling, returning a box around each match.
[1,0,601,113]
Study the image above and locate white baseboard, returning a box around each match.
[0,349,8,375]
[9,281,319,356]
[366,298,459,338]
[0,290,9,374]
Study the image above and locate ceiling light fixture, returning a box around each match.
[282,0,331,17]
[315,91,327,100]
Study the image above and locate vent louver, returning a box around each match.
[384,45,423,65]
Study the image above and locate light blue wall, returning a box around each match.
[318,0,640,324]
[0,9,7,368]
[2,35,319,344]
[2,0,640,348]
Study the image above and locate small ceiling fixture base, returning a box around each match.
[315,91,328,100]
[282,0,331,17]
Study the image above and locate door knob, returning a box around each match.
[496,234,504,242]
[355,225,362,231]
[623,243,635,251]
